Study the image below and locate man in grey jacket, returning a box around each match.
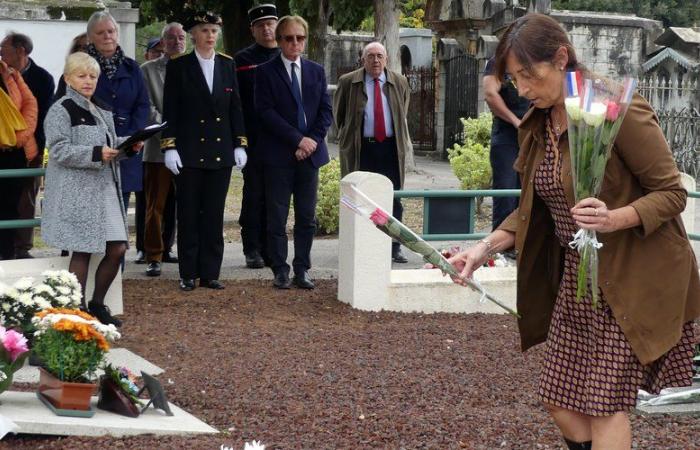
[140,23,186,276]
[334,41,413,263]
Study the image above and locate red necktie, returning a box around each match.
[374,78,386,143]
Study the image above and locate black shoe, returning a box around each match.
[87,302,122,327]
[392,247,408,263]
[146,261,161,277]
[273,272,291,289]
[14,250,33,259]
[60,250,70,257]
[292,271,315,290]
[245,251,265,269]
[200,279,225,289]
[135,250,146,264]
[162,251,179,263]
[179,278,196,291]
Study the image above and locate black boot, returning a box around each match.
[564,438,592,450]
[88,301,122,327]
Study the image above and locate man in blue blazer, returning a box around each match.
[255,15,332,290]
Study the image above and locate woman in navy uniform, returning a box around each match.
[161,11,248,291]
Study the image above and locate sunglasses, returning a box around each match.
[282,35,306,43]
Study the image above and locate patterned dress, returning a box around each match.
[534,114,697,416]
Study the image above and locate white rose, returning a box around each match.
[564,97,582,121]
[582,102,607,127]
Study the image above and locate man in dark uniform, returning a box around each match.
[161,11,248,291]
[0,32,54,259]
[234,3,280,269]
[483,56,530,231]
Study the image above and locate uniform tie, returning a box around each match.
[373,77,386,143]
[290,62,306,132]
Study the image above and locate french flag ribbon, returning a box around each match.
[582,79,593,112]
[621,77,637,104]
[565,71,579,97]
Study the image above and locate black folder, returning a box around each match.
[118,122,168,153]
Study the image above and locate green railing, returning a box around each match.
[0,168,44,230]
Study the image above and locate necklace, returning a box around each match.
[550,107,566,137]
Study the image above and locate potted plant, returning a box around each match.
[97,364,142,417]
[0,325,29,398]
[31,308,120,412]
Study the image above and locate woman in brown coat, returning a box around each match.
[449,14,700,450]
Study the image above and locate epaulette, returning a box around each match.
[217,51,233,60]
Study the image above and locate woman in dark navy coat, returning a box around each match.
[161,11,248,291]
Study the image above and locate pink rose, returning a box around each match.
[605,100,621,121]
[369,208,389,226]
[2,329,28,362]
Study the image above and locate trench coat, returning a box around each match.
[334,67,412,188]
[499,93,700,365]
[42,86,129,253]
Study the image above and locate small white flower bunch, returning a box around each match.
[243,441,265,450]
[0,277,40,330]
[32,311,121,342]
[33,270,82,309]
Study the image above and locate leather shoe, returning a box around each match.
[146,261,161,277]
[200,279,225,289]
[392,247,408,263]
[179,278,196,291]
[162,251,179,263]
[135,250,146,264]
[88,302,122,327]
[273,272,291,289]
[245,251,265,269]
[292,271,315,289]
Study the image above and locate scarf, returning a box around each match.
[87,43,125,79]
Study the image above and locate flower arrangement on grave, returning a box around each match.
[0,270,82,339]
[97,364,142,417]
[340,183,519,317]
[0,325,29,394]
[32,308,120,383]
[564,72,637,307]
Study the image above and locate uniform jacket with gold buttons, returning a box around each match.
[161,51,247,169]
[498,94,700,365]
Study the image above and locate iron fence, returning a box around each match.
[442,53,479,157]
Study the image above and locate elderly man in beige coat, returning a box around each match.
[334,41,413,263]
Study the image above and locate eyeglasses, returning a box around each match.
[282,35,306,43]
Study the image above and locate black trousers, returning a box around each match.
[489,142,521,230]
[265,160,318,276]
[239,158,268,260]
[0,149,25,260]
[360,138,403,252]
[175,166,232,280]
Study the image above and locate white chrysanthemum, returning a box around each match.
[5,288,19,299]
[13,277,34,291]
[57,286,71,295]
[1,303,10,312]
[582,102,607,127]
[0,371,6,382]
[34,297,52,310]
[18,293,34,306]
[243,441,266,450]
[34,313,121,342]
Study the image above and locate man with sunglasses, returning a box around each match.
[235,4,280,270]
[254,15,332,290]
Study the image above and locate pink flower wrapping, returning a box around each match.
[369,208,389,226]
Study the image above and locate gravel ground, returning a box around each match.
[3,280,699,449]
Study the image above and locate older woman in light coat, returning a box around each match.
[43,52,142,327]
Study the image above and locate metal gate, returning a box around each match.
[405,67,436,151]
[443,53,479,156]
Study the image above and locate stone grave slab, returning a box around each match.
[14,348,164,384]
[0,391,218,437]
[635,382,700,417]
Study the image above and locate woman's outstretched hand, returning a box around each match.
[447,244,490,286]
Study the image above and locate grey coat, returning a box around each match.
[42,86,129,253]
[140,55,167,163]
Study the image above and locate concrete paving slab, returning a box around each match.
[0,391,218,437]
[635,383,700,417]
[14,348,164,384]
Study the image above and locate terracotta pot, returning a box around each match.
[38,367,96,410]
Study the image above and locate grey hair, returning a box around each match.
[87,11,118,36]
[3,31,33,55]
[361,41,387,59]
[161,22,184,39]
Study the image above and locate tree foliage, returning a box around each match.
[553,0,700,27]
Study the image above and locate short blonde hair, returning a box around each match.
[275,15,308,41]
[64,52,100,77]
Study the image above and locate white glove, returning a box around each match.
[234,147,247,170]
[164,149,182,175]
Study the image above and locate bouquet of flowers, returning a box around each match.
[340,184,519,317]
[31,308,120,382]
[97,364,142,417]
[0,325,29,394]
[564,71,637,307]
[0,270,82,338]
